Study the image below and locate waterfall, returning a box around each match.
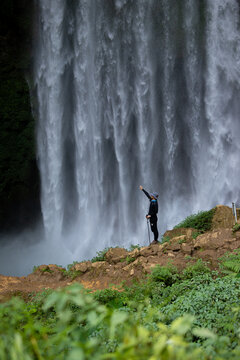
[34,0,240,259]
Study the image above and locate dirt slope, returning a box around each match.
[0,205,239,302]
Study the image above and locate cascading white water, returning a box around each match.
[34,0,240,260]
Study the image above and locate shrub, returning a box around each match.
[232,223,240,233]
[174,208,215,233]
[182,259,211,279]
[0,284,214,360]
[151,273,214,308]
[93,289,125,308]
[1,278,240,358]
[91,248,110,262]
[149,264,179,286]
[161,276,240,344]
[161,235,171,244]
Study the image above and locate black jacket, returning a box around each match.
[142,188,158,221]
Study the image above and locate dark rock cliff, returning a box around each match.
[0,0,41,233]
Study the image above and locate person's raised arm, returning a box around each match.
[139,185,151,200]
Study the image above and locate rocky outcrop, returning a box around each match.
[105,248,128,263]
[211,205,235,230]
[163,228,195,241]
[1,205,240,301]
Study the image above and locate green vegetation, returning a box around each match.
[1,259,240,359]
[128,244,141,251]
[125,256,134,264]
[219,249,240,276]
[161,235,171,244]
[232,223,240,233]
[91,248,111,262]
[174,208,216,233]
[192,231,202,239]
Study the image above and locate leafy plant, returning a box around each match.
[149,263,179,286]
[192,231,201,239]
[93,289,125,308]
[1,271,240,359]
[219,250,240,275]
[232,223,240,233]
[161,235,171,244]
[91,248,110,262]
[129,244,141,251]
[66,261,79,271]
[126,256,136,264]
[160,276,240,343]
[182,259,211,279]
[178,237,186,244]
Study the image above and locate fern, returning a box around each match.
[222,261,240,274]
[219,250,240,275]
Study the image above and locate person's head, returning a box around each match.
[151,192,159,200]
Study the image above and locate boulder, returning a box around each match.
[33,264,63,275]
[172,235,187,243]
[163,235,186,252]
[211,205,235,230]
[73,261,92,273]
[105,248,128,263]
[130,268,135,276]
[195,249,217,262]
[123,263,133,272]
[165,242,181,251]
[141,262,157,273]
[163,228,195,242]
[181,243,192,255]
[128,248,140,258]
[27,264,66,282]
[91,261,106,269]
[193,229,233,250]
[139,245,159,257]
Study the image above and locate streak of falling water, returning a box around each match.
[34,0,240,261]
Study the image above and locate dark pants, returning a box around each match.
[150,220,158,241]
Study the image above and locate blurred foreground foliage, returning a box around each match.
[1,258,240,359]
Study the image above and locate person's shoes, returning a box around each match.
[150,240,159,245]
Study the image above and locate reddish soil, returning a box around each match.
[0,205,239,303]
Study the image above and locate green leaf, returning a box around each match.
[193,327,217,339]
[171,315,194,335]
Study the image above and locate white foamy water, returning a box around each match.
[31,0,240,265]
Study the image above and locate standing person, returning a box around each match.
[139,185,159,244]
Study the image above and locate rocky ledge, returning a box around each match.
[0,205,239,302]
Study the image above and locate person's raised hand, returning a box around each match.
[139,185,143,191]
